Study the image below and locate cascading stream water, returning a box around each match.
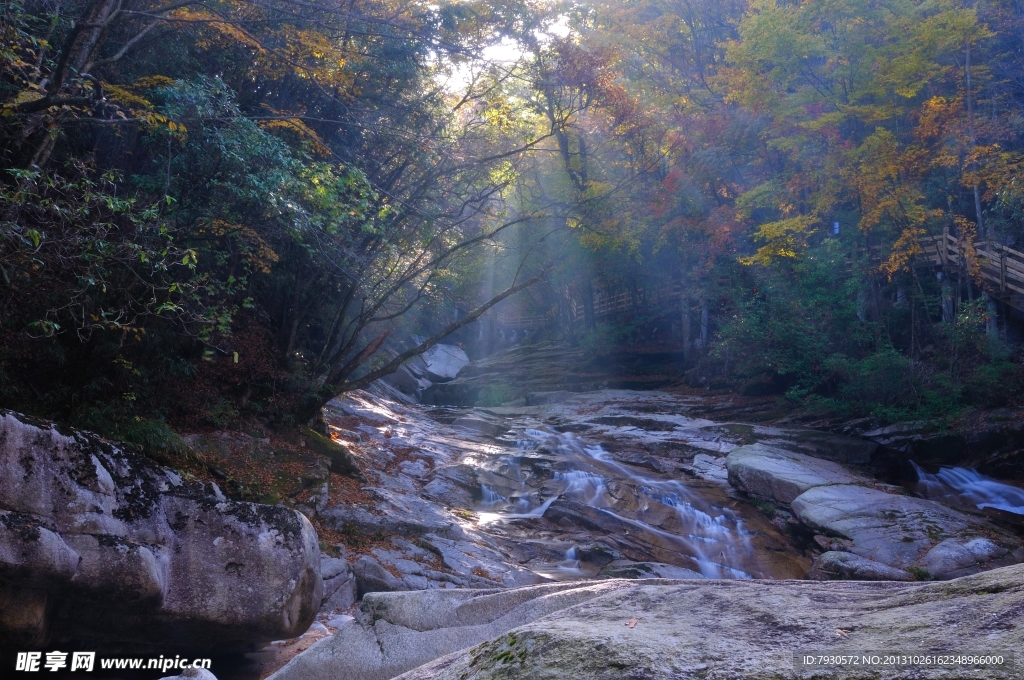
[912,462,1024,514]
[474,426,755,579]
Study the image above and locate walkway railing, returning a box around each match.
[917,227,1024,310]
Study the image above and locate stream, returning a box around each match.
[471,426,755,579]
[321,386,1024,600]
[237,386,1024,680]
[328,388,821,583]
[912,461,1024,515]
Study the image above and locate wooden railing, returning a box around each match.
[585,280,684,319]
[494,309,553,329]
[917,228,1024,308]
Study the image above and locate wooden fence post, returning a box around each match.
[941,225,949,269]
[1000,245,1007,293]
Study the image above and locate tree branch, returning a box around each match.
[331,267,551,394]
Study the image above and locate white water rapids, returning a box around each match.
[474,427,755,579]
[912,462,1024,515]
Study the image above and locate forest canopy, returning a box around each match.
[2,0,1023,450]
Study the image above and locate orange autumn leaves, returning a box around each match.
[712,0,1024,279]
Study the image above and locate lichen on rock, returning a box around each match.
[0,410,322,653]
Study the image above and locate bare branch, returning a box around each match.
[334,266,552,393]
[92,16,166,67]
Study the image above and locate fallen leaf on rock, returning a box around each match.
[835,628,850,638]
[625,618,640,629]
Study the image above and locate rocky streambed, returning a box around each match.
[259,386,1024,679]
[315,387,1023,592]
[4,381,1024,680]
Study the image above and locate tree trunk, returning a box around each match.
[299,269,550,422]
[681,294,692,363]
[966,38,986,237]
[699,298,710,353]
[941,275,954,324]
[581,279,596,330]
[25,0,120,168]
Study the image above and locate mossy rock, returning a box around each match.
[300,428,366,480]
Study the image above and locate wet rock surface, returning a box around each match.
[726,439,1024,580]
[319,388,823,590]
[806,551,914,581]
[310,386,1024,601]
[269,581,636,680]
[726,443,862,505]
[226,377,1024,678]
[823,410,1024,481]
[270,565,1024,680]
[0,411,322,653]
[793,485,1023,579]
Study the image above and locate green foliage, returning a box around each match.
[751,499,776,519]
[578,325,617,357]
[3,0,1024,443]
[0,0,552,434]
[715,240,868,381]
[907,566,933,581]
[963,361,1021,408]
[76,402,192,462]
[204,399,240,428]
[717,238,1020,422]
[0,163,194,338]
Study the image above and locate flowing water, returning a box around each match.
[474,428,753,578]
[911,461,1024,515]
[429,394,813,581]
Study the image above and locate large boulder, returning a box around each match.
[792,484,1023,579]
[725,443,862,506]
[272,565,1024,680]
[598,561,705,580]
[0,411,322,652]
[320,555,358,612]
[320,487,465,541]
[381,365,426,398]
[765,429,879,465]
[421,344,470,382]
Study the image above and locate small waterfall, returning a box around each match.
[554,469,608,505]
[556,546,584,575]
[481,485,505,505]
[593,506,752,579]
[912,462,1024,515]
[478,494,559,524]
[473,425,757,577]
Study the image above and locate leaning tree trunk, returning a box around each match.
[27,0,121,168]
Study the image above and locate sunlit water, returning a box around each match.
[473,426,755,579]
[912,461,1024,515]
